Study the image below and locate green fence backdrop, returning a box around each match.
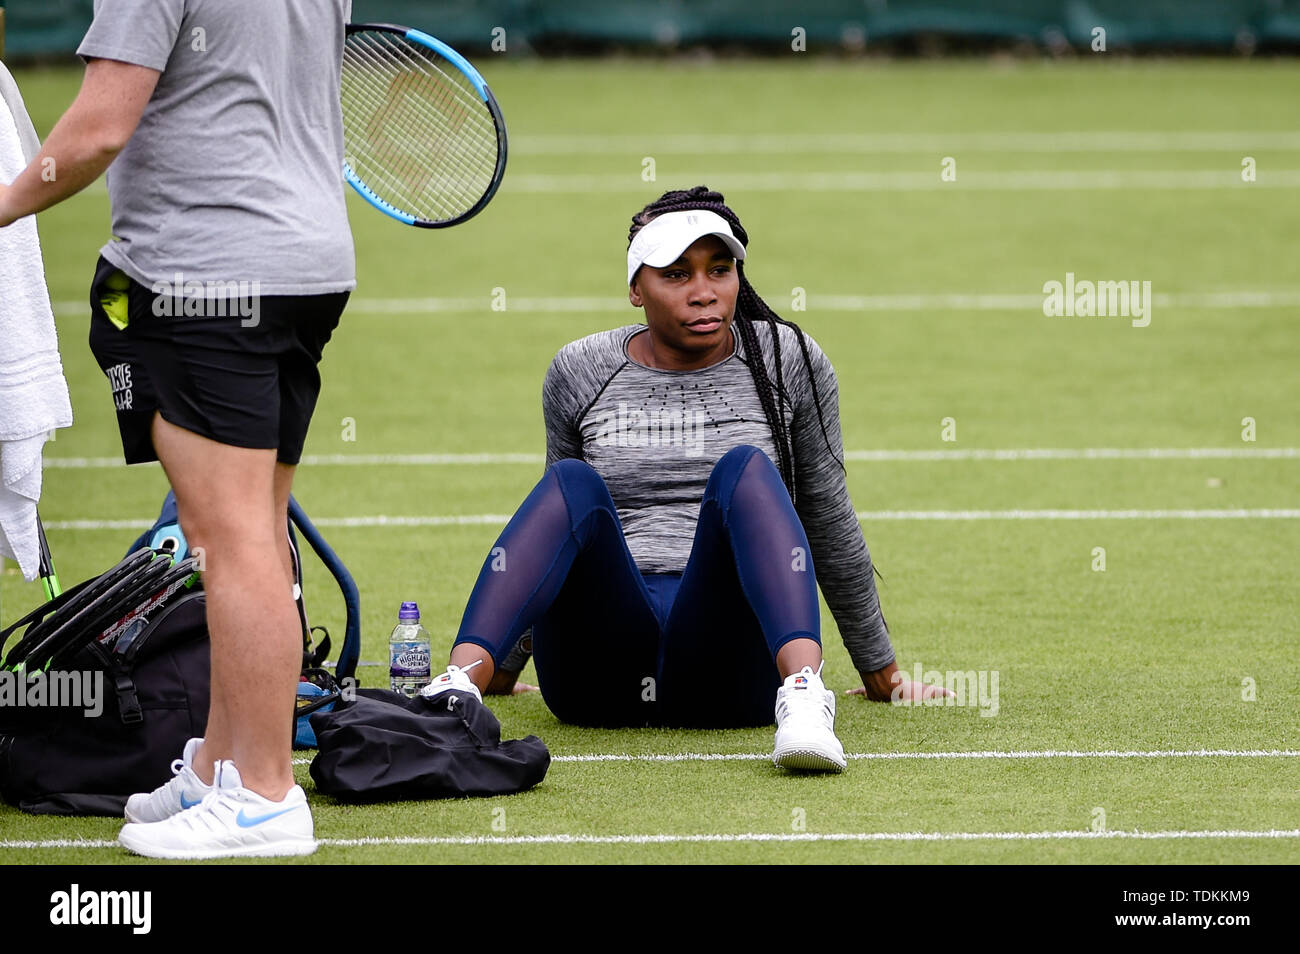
[1,0,1299,57]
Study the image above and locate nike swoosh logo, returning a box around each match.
[236,805,299,828]
[180,792,204,810]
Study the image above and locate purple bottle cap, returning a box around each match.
[399,601,420,621]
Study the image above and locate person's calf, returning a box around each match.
[198,542,301,799]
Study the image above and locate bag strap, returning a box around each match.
[304,626,332,670]
[107,588,206,724]
[295,667,344,725]
[289,497,362,682]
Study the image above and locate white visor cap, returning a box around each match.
[627,209,747,286]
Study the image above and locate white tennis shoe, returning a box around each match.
[119,760,316,860]
[419,661,484,704]
[773,665,847,772]
[124,737,213,823]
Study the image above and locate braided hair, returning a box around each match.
[628,185,844,505]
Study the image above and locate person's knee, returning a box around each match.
[549,457,601,484]
[173,497,279,562]
[548,457,613,508]
[706,444,776,496]
[722,444,765,464]
[713,444,772,478]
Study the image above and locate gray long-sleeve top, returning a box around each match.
[541,322,896,673]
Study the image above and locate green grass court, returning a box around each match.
[1,58,1297,863]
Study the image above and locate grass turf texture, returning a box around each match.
[1,58,1297,864]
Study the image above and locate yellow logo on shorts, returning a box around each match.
[99,270,132,330]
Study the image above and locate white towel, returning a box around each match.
[0,63,40,163]
[0,63,74,581]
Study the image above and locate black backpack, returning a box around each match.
[0,493,361,815]
[0,549,208,815]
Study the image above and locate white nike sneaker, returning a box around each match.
[419,662,483,704]
[773,665,847,772]
[118,760,316,860]
[124,737,213,823]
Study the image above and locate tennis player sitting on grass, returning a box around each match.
[426,186,950,771]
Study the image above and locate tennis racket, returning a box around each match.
[35,510,61,600]
[341,23,508,228]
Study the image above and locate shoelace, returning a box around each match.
[447,659,483,679]
[422,658,484,696]
[173,788,229,833]
[138,758,196,811]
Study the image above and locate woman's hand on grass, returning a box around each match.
[486,669,540,695]
[846,660,955,702]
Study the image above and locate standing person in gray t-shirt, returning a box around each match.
[0,0,355,858]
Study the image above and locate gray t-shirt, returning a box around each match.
[542,322,896,674]
[77,0,356,296]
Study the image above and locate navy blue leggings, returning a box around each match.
[453,445,820,728]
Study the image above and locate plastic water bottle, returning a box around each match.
[389,601,432,697]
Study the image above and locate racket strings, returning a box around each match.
[366,32,497,152]
[342,49,491,218]
[342,78,470,221]
[344,36,496,171]
[346,37,497,164]
[342,30,500,223]
[344,77,491,222]
[342,47,487,219]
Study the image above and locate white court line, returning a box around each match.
[504,169,1300,193]
[856,509,1300,520]
[554,748,1300,762]
[53,288,1300,317]
[318,288,1300,314]
[40,516,513,531]
[286,749,1300,767]
[816,290,1300,311]
[5,829,1299,850]
[41,509,1300,531]
[74,166,1300,201]
[317,829,1300,845]
[40,446,1300,469]
[511,131,1300,155]
[844,448,1300,461]
[40,509,1300,531]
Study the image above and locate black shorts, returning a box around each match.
[87,256,348,466]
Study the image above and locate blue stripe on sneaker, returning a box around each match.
[236,806,298,828]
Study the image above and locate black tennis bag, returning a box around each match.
[0,554,209,815]
[309,688,551,802]
[0,492,362,815]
